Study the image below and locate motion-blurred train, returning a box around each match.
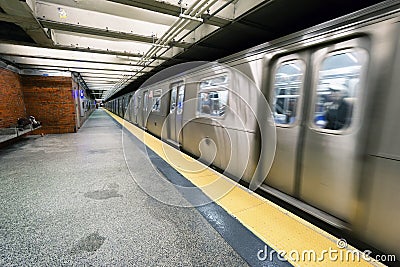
[106,1,400,260]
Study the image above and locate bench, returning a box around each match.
[0,125,42,145]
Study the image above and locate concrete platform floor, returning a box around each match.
[0,110,250,266]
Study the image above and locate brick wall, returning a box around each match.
[21,75,76,134]
[0,68,26,128]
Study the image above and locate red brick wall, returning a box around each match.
[21,75,76,134]
[0,68,26,128]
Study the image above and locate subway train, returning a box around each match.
[106,1,400,260]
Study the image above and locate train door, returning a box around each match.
[266,54,308,195]
[115,99,118,115]
[122,97,125,117]
[141,90,149,128]
[117,98,121,116]
[300,38,370,221]
[127,94,133,121]
[135,93,141,124]
[167,81,185,145]
[74,93,80,131]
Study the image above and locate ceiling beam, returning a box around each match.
[83,78,122,81]
[0,40,170,60]
[106,0,232,27]
[0,12,33,24]
[0,0,53,45]
[86,82,117,85]
[20,66,135,78]
[107,0,184,17]
[0,42,165,68]
[80,73,129,78]
[71,69,140,75]
[0,53,156,67]
[88,90,113,92]
[0,52,161,68]
[18,63,148,73]
[36,0,175,26]
[7,57,145,72]
[39,19,191,48]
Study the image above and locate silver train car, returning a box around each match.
[106,1,400,259]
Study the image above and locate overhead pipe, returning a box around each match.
[104,0,203,99]
[144,0,219,62]
[106,0,220,99]
[143,0,222,64]
[175,0,236,45]
[134,0,203,65]
[138,1,203,65]
[161,0,219,46]
[147,0,213,56]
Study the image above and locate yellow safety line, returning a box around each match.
[106,109,385,267]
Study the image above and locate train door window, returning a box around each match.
[170,86,177,113]
[177,84,185,115]
[272,60,305,125]
[313,49,368,131]
[137,95,142,112]
[197,75,229,117]
[127,95,132,116]
[152,89,162,112]
[133,95,137,114]
[143,91,149,111]
[128,95,132,108]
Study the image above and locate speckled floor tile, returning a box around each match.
[0,110,248,267]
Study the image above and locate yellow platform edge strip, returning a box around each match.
[106,110,384,267]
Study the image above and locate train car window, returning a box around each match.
[152,89,162,112]
[170,87,177,113]
[177,85,185,115]
[198,75,228,117]
[313,49,368,131]
[272,60,305,125]
[199,75,228,87]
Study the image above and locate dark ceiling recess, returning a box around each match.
[0,21,34,43]
[111,0,385,100]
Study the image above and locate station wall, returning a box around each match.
[0,68,26,128]
[72,79,95,130]
[0,67,98,134]
[20,75,77,134]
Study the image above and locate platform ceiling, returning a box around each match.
[0,0,385,100]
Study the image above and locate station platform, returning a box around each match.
[0,109,385,266]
